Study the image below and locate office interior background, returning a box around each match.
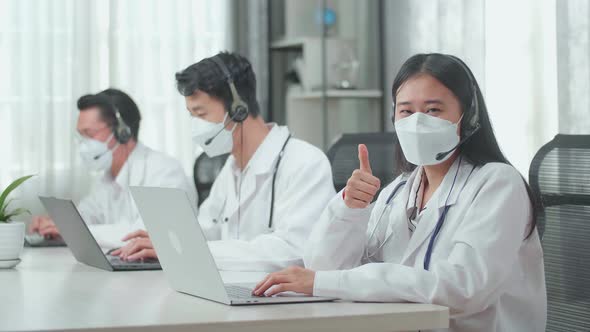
[0,0,589,215]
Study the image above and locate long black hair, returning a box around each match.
[391,53,540,239]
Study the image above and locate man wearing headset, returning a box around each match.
[113,52,336,271]
[29,89,195,248]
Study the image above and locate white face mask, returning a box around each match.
[191,113,236,157]
[394,112,463,166]
[78,133,119,171]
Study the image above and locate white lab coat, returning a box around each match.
[305,157,546,332]
[77,142,195,248]
[198,124,336,272]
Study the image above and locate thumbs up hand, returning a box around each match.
[344,144,381,209]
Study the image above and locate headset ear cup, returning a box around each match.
[231,103,249,123]
[111,106,132,144]
[117,124,132,144]
[211,55,250,123]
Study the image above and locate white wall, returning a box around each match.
[556,0,590,134]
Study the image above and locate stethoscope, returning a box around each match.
[213,134,292,234]
[365,156,467,270]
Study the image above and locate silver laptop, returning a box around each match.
[129,186,336,306]
[38,196,161,271]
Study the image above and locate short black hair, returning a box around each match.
[77,88,141,140]
[175,52,260,117]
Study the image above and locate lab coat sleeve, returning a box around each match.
[77,185,130,249]
[208,151,336,271]
[303,193,374,270]
[77,186,106,225]
[313,165,533,316]
[128,156,196,231]
[304,178,405,270]
[145,160,197,205]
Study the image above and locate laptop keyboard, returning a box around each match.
[225,285,256,299]
[108,256,158,266]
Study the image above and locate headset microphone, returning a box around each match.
[435,123,481,161]
[204,127,225,146]
[204,110,243,145]
[93,151,109,160]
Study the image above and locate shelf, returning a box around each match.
[288,89,383,100]
[270,38,307,50]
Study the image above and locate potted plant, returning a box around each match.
[0,175,34,269]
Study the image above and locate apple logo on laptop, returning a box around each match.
[168,231,183,255]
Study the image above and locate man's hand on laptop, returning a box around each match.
[29,215,60,238]
[252,266,316,297]
[110,230,158,261]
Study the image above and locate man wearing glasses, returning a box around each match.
[29,88,194,248]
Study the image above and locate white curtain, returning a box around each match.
[383,0,558,177]
[556,0,590,134]
[383,0,487,125]
[0,0,232,215]
[485,0,558,176]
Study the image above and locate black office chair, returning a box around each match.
[529,134,590,332]
[193,153,229,206]
[326,132,397,193]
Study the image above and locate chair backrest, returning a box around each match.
[327,132,397,193]
[193,153,229,206]
[529,134,590,332]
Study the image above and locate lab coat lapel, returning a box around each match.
[381,173,416,248]
[401,157,472,264]
[381,191,413,262]
[115,143,147,188]
[223,167,240,219]
[223,125,290,221]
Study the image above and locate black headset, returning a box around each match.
[447,55,481,135]
[210,56,249,122]
[111,105,133,144]
[433,55,481,161]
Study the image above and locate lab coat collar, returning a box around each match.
[229,123,291,176]
[224,124,291,220]
[434,156,475,210]
[401,156,476,264]
[102,142,148,188]
[405,156,474,213]
[405,168,428,220]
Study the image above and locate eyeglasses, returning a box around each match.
[74,126,110,142]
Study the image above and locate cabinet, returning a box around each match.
[268,0,385,150]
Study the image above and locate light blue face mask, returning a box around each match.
[78,133,119,171]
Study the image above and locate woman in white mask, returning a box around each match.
[253,53,546,332]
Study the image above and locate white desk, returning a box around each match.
[0,248,449,332]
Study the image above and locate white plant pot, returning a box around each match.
[0,222,25,267]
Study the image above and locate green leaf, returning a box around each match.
[0,175,35,213]
[4,208,31,221]
[0,198,15,216]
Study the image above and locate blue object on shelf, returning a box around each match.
[315,7,336,28]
